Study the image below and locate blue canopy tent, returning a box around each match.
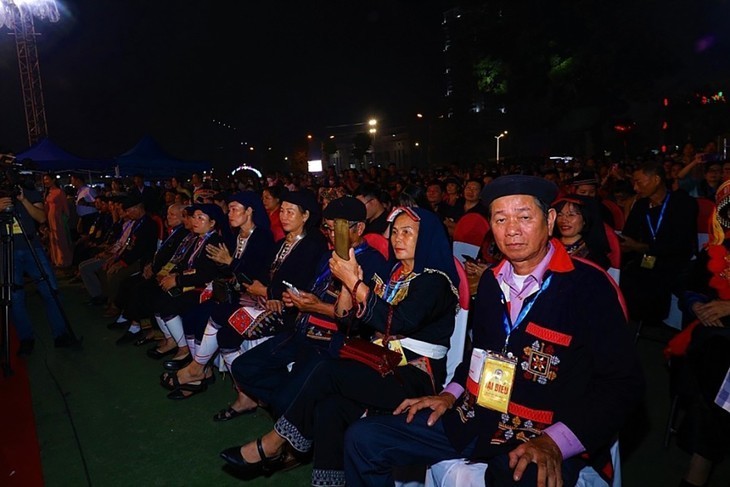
[114,135,211,178]
[15,137,109,173]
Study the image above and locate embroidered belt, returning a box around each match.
[400,337,448,359]
[507,401,554,425]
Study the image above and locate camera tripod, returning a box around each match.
[0,202,81,377]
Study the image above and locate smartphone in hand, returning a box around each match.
[236,272,253,285]
[282,280,301,297]
[461,254,478,264]
[334,218,351,260]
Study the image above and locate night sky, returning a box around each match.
[0,0,448,166]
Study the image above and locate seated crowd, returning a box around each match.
[25,146,730,487]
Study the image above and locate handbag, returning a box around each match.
[212,278,237,304]
[338,306,402,377]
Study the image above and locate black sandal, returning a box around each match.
[219,438,285,474]
[160,371,180,391]
[213,405,256,422]
[166,380,208,400]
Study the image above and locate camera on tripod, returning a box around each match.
[0,154,24,210]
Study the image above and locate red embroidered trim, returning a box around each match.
[525,322,572,347]
[508,401,554,425]
[307,315,337,331]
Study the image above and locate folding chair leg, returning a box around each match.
[634,320,643,344]
[664,394,680,447]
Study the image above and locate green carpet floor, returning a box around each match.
[22,275,730,486]
[24,277,311,486]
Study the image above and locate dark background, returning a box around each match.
[1,0,729,170]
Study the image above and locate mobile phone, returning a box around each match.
[236,272,253,285]
[461,254,478,264]
[167,287,183,297]
[334,218,351,260]
[282,280,301,297]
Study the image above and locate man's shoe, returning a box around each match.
[107,320,130,330]
[115,330,142,346]
[17,339,35,356]
[54,333,74,348]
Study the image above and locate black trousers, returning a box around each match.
[274,359,438,485]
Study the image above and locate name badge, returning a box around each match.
[476,351,517,413]
[12,218,22,235]
[640,254,656,269]
[157,262,175,278]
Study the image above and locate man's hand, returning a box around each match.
[159,274,177,292]
[508,434,563,487]
[618,234,647,254]
[107,262,124,275]
[393,393,455,426]
[692,300,730,327]
[0,196,12,212]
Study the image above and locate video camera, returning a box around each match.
[0,153,24,199]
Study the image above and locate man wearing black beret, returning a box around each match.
[345,175,644,487]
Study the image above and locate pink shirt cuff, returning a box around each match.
[442,382,464,399]
[544,422,585,459]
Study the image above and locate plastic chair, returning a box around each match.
[453,213,490,265]
[695,197,715,252]
[425,438,622,487]
[392,258,472,487]
[447,257,471,385]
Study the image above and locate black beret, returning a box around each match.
[481,175,559,209]
[322,196,366,222]
[121,195,144,210]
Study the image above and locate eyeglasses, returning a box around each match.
[192,214,210,222]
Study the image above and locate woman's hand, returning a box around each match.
[285,290,321,312]
[266,299,284,314]
[693,300,730,327]
[244,279,267,298]
[206,243,233,266]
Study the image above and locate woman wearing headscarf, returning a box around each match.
[669,180,730,487]
[220,207,460,486]
[552,194,611,269]
[146,204,230,367]
[160,191,275,398]
[201,190,328,413]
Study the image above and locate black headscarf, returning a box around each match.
[386,206,460,296]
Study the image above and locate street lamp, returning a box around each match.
[368,119,378,165]
[495,131,508,163]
